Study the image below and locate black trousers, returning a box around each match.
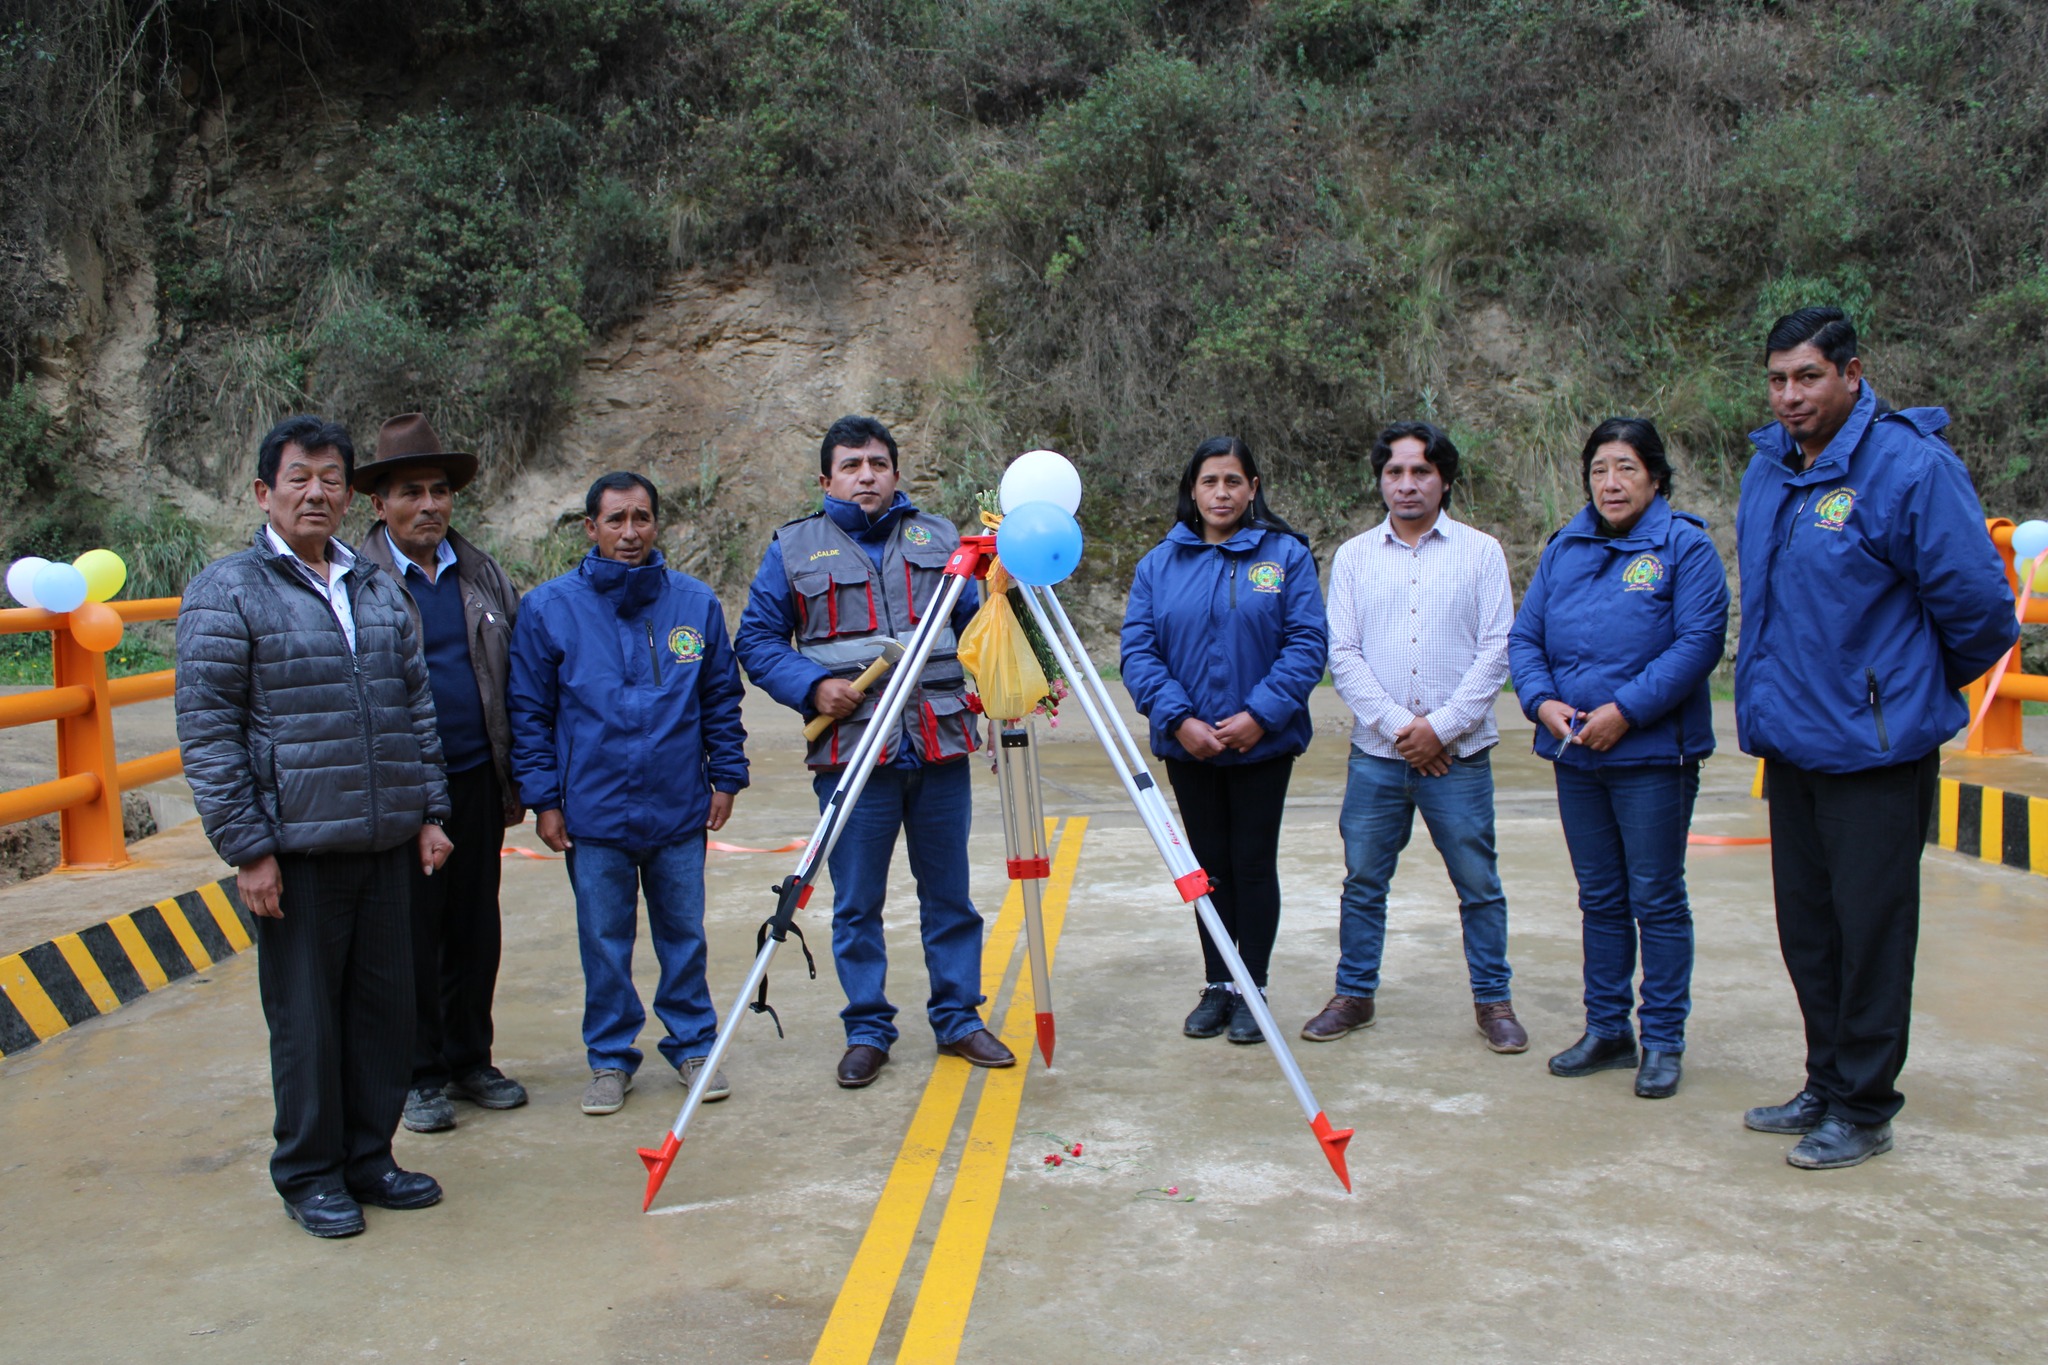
[1765,752,1940,1126]
[409,763,509,1089]
[1164,754,1296,989]
[255,843,414,1202]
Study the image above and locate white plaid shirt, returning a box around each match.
[1326,511,1513,759]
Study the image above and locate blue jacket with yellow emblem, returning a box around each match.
[507,549,749,847]
[1119,521,1329,765]
[1509,497,1729,769]
[1734,382,2017,773]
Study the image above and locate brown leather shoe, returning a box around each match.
[1300,995,1376,1041]
[937,1028,1016,1068]
[836,1044,889,1089]
[1475,1000,1529,1053]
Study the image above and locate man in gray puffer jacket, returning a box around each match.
[176,414,454,1240]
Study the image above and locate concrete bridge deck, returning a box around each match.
[2,693,2045,1363]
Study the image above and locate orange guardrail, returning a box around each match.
[1963,520,2047,756]
[0,597,182,869]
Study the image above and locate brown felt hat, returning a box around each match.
[352,413,479,494]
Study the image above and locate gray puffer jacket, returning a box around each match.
[176,528,451,867]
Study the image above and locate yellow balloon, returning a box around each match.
[74,548,127,603]
[2025,554,2048,595]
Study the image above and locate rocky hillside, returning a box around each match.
[4,0,2045,653]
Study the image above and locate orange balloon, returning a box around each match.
[69,601,125,653]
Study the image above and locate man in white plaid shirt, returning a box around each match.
[1300,421,1528,1054]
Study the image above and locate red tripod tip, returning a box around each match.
[1310,1112,1354,1192]
[1035,1011,1057,1067]
[637,1132,683,1211]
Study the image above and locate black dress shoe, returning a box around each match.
[1634,1050,1682,1099]
[349,1168,443,1210]
[837,1044,889,1089]
[1786,1116,1893,1169]
[938,1029,1016,1068]
[1226,992,1265,1046]
[1744,1088,1827,1134]
[1547,1032,1637,1077]
[1183,985,1233,1039]
[283,1190,365,1238]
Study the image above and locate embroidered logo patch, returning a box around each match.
[807,548,840,561]
[1621,554,1665,591]
[1248,561,1285,593]
[1814,488,1857,532]
[668,626,705,663]
[903,524,934,546]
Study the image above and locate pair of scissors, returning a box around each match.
[1563,710,1586,746]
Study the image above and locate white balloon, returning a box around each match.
[6,556,51,608]
[999,449,1083,515]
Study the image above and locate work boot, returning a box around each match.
[938,1029,1016,1068]
[1744,1089,1827,1135]
[580,1068,632,1116]
[1183,985,1234,1038]
[401,1085,456,1133]
[1475,1000,1529,1053]
[1547,1032,1637,1077]
[449,1066,528,1110]
[1786,1116,1893,1170]
[837,1044,888,1089]
[1634,1050,1682,1099]
[677,1056,730,1102]
[1226,991,1266,1045]
[1300,995,1375,1041]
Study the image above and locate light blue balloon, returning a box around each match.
[33,561,89,614]
[2011,519,2048,565]
[997,500,1084,587]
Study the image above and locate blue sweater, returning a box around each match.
[1119,522,1329,765]
[507,550,749,847]
[1509,498,1728,768]
[1734,383,2017,772]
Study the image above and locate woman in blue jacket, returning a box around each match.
[1509,419,1729,1099]
[1120,437,1329,1045]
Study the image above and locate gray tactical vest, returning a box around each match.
[776,509,979,769]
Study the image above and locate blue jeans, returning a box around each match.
[1554,762,1699,1053]
[1336,749,1511,1002]
[564,835,716,1074]
[813,758,986,1051]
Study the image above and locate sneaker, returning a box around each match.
[1183,985,1234,1038]
[1226,991,1266,1046]
[677,1056,730,1102]
[580,1068,633,1115]
[401,1085,456,1133]
[449,1066,529,1110]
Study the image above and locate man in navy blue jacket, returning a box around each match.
[734,415,1004,1092]
[1735,308,2017,1169]
[507,472,750,1117]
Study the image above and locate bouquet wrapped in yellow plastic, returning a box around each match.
[956,500,1066,723]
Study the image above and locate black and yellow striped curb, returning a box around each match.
[0,880,252,1059]
[1934,776,2048,877]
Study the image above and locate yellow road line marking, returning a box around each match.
[197,882,253,951]
[52,934,120,1015]
[808,819,1058,1365]
[0,952,70,1040]
[108,914,169,990]
[895,817,1088,1365]
[155,898,213,971]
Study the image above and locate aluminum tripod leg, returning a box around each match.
[1015,581,1353,1192]
[994,718,1056,1065]
[638,556,988,1210]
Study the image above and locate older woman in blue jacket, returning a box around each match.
[1509,418,1730,1099]
[1121,437,1329,1045]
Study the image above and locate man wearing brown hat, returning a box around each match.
[355,413,529,1133]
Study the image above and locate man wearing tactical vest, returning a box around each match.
[735,415,1013,1090]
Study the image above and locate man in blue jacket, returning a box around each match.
[507,471,750,1117]
[734,415,1005,1091]
[1736,308,2017,1169]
